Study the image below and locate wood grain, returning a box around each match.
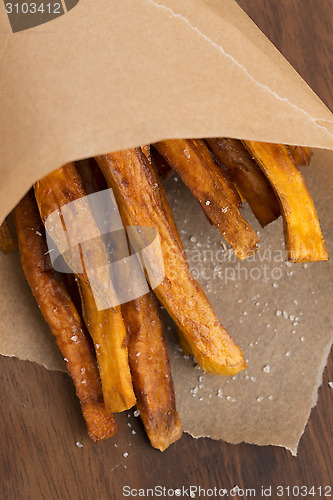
[1,1,332,498]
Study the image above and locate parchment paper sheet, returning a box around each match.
[0,0,332,454]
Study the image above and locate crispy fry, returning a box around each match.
[13,191,118,441]
[154,139,258,260]
[191,139,242,208]
[96,148,247,375]
[76,149,182,447]
[206,138,281,227]
[141,147,187,260]
[0,219,16,253]
[34,163,136,412]
[287,145,312,167]
[156,139,242,210]
[244,141,328,262]
[142,147,193,356]
[122,292,182,451]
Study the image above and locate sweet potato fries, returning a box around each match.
[6,135,327,450]
[13,191,118,441]
[96,148,247,375]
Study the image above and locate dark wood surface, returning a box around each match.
[1,1,332,499]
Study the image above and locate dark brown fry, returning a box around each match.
[13,191,118,441]
[34,164,136,412]
[96,148,247,376]
[154,139,258,260]
[287,145,312,167]
[122,292,182,451]
[244,141,328,262]
[206,138,281,227]
[0,219,16,254]
[76,158,108,194]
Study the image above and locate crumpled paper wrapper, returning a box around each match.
[0,0,332,455]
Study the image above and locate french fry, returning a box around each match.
[0,219,16,254]
[34,163,136,412]
[287,145,312,167]
[244,141,328,262]
[96,148,247,376]
[13,191,118,441]
[206,138,281,227]
[142,147,193,356]
[154,139,258,260]
[78,148,183,448]
[191,139,242,208]
[122,292,182,451]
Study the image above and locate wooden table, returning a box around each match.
[1,1,332,499]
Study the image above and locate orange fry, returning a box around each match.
[142,147,192,355]
[13,191,117,441]
[34,164,136,412]
[244,141,328,262]
[96,148,247,376]
[154,139,258,260]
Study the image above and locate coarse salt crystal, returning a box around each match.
[76,442,83,448]
[263,365,270,373]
